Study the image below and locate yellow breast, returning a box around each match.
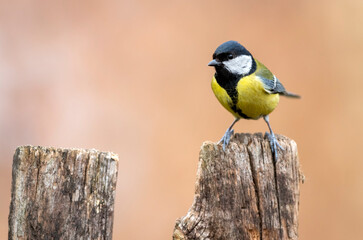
[211,75,279,119]
[236,74,279,119]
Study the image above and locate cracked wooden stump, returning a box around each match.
[8,146,119,240]
[173,133,303,240]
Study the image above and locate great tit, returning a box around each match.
[208,40,299,160]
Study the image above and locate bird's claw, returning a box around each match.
[265,132,284,161]
[218,128,234,151]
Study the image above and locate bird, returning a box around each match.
[208,40,300,160]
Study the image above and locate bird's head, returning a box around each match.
[208,41,254,77]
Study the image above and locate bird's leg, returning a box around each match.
[263,115,284,161]
[218,118,240,151]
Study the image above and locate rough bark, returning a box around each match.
[173,133,303,240]
[8,146,119,240]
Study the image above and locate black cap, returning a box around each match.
[213,41,252,59]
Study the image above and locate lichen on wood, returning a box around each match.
[8,146,119,240]
[173,133,303,240]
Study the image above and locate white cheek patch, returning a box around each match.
[224,55,252,75]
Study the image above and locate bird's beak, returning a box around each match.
[208,59,222,67]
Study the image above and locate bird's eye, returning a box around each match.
[228,54,234,60]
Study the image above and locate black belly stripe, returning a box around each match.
[215,71,251,119]
[231,105,251,119]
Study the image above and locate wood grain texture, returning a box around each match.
[173,133,303,240]
[8,146,119,240]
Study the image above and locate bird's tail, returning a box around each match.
[281,91,301,98]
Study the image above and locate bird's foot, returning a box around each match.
[265,132,284,161]
[218,128,235,151]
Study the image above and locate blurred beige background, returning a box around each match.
[0,0,362,239]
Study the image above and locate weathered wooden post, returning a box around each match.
[173,133,303,240]
[8,146,119,240]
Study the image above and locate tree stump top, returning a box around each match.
[174,133,303,240]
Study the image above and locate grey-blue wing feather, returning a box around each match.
[259,75,286,94]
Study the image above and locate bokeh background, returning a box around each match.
[0,0,362,239]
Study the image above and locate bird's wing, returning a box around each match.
[255,60,300,98]
[259,75,287,94]
[255,61,286,94]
